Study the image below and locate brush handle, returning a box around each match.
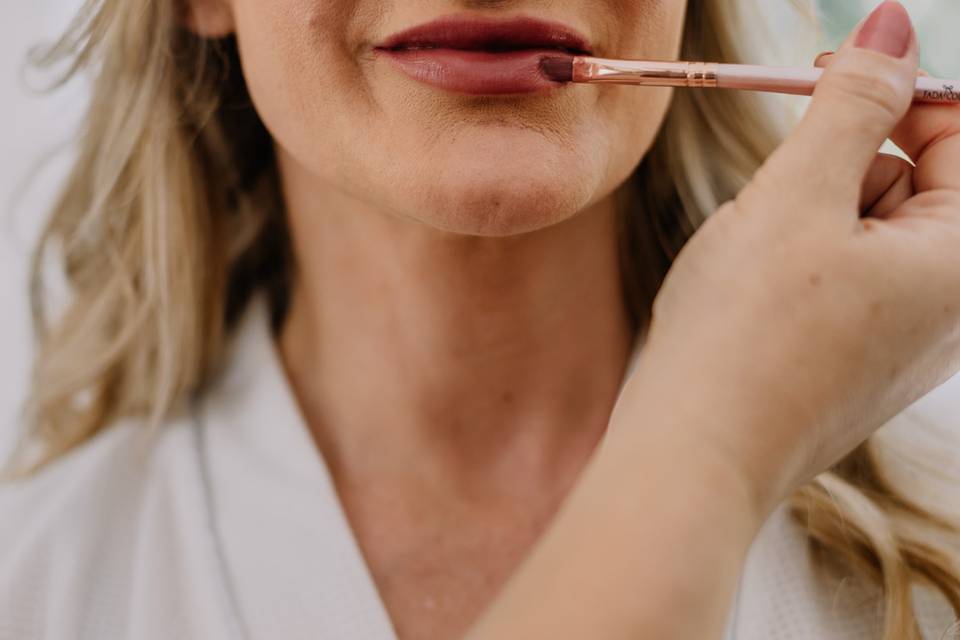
[718,64,959,104]
[572,57,960,104]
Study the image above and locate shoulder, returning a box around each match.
[0,412,202,639]
[808,547,958,640]
[0,411,197,541]
[732,502,958,639]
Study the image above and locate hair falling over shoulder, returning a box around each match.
[8,1,960,637]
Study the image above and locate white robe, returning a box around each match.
[1,293,955,639]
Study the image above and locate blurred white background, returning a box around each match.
[0,1,958,459]
[0,1,87,458]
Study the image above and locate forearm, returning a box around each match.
[463,375,768,639]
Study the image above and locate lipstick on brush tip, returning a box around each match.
[538,54,960,104]
[539,56,574,82]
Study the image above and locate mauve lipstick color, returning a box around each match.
[373,14,592,96]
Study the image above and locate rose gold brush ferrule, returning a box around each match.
[572,56,719,88]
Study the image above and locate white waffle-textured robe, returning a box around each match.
[1,293,956,639]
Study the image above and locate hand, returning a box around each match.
[616,1,960,516]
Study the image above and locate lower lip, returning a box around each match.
[374,48,570,95]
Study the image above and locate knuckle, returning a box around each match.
[881,155,914,190]
[739,158,826,217]
[822,67,907,122]
[909,189,960,269]
[737,162,784,210]
[939,189,960,211]
[712,199,740,220]
[912,189,960,221]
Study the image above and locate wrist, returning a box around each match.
[598,417,771,536]
[604,352,803,525]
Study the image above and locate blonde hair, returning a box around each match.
[8,0,960,637]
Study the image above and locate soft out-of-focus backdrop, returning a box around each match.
[0,1,958,459]
[821,0,960,78]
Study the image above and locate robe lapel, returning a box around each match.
[198,294,398,640]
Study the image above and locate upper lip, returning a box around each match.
[374,14,593,55]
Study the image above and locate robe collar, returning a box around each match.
[197,292,397,639]
[193,292,824,640]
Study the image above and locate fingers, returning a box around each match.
[889,103,960,193]
[813,51,833,68]
[860,153,915,219]
[814,52,929,77]
[815,53,960,193]
[756,2,920,216]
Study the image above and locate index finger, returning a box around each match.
[815,52,960,192]
[889,100,960,192]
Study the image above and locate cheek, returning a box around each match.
[592,85,676,202]
[606,0,688,61]
[229,2,360,174]
[591,2,687,182]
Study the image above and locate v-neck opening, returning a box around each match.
[194,291,649,640]
[196,293,399,639]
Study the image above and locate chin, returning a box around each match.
[399,131,601,237]
[404,164,597,237]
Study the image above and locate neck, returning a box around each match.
[276,151,638,497]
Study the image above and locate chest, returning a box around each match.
[340,489,558,640]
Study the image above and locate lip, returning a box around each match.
[373,14,591,95]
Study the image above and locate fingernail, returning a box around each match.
[813,51,834,65]
[854,1,913,58]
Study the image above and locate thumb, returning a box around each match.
[758,1,919,214]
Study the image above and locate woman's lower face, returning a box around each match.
[189,0,689,236]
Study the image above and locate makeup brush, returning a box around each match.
[539,55,960,104]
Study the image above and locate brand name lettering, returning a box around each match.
[923,84,959,101]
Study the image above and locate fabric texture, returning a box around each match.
[1,292,956,639]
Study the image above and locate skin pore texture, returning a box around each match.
[186,1,687,638]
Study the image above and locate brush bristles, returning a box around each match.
[539,55,574,82]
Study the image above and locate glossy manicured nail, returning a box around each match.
[854,1,913,59]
